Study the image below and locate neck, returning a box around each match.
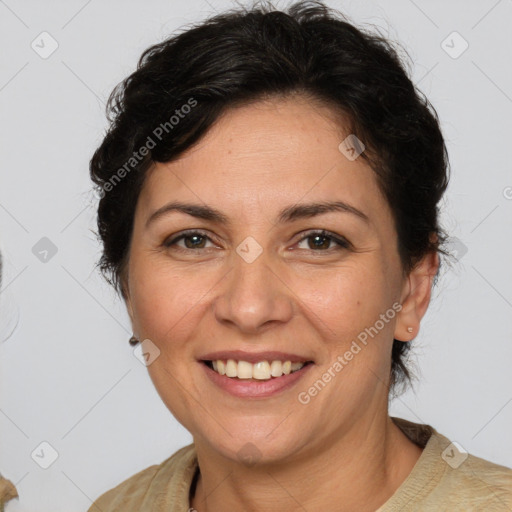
[190,413,423,512]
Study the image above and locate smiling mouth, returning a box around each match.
[202,359,314,380]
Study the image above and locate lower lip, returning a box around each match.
[201,362,314,398]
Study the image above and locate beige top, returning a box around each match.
[88,417,512,511]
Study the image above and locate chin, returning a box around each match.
[195,421,307,467]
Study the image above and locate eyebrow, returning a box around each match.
[145,200,370,228]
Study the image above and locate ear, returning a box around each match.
[394,250,439,342]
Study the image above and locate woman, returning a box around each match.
[87,1,512,510]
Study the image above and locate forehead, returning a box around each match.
[138,96,389,225]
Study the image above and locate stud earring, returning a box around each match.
[129,335,139,346]
[407,327,413,333]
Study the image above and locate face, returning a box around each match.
[125,95,413,465]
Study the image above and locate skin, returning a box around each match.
[124,94,439,511]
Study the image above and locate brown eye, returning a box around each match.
[164,230,215,250]
[296,230,350,251]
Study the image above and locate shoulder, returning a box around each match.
[87,443,197,512]
[434,447,512,510]
[384,418,512,511]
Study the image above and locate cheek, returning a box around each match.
[129,257,208,345]
[297,262,394,342]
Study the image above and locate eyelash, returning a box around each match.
[163,229,350,253]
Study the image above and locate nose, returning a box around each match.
[213,248,295,334]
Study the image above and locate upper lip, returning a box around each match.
[199,350,313,364]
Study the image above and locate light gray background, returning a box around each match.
[0,0,511,510]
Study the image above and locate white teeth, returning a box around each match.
[209,359,307,380]
[270,360,282,377]
[253,361,271,380]
[290,362,303,372]
[237,360,253,379]
[226,359,237,377]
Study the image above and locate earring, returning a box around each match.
[407,327,413,333]
[129,335,139,346]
